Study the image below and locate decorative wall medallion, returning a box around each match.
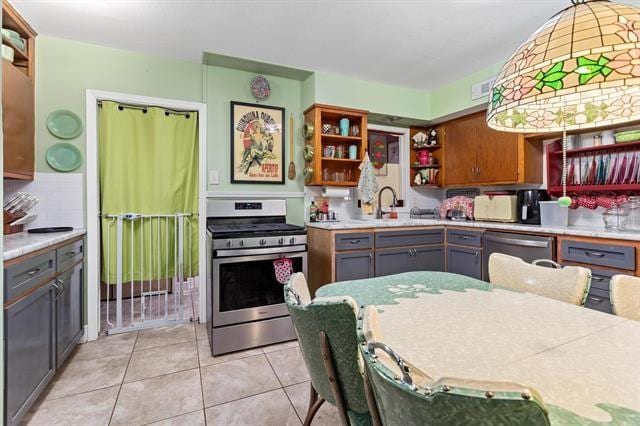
[250,75,271,101]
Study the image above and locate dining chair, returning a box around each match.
[610,274,640,321]
[488,253,591,305]
[358,305,551,426]
[284,273,372,426]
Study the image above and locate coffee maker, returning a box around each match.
[516,189,550,225]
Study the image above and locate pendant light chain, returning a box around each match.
[562,130,567,198]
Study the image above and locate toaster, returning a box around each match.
[473,195,518,223]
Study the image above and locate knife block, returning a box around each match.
[3,210,26,235]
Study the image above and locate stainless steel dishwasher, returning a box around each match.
[482,231,555,281]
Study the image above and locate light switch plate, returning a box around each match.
[209,170,219,185]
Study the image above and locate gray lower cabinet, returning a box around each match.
[5,282,56,426]
[56,262,84,367]
[446,245,482,280]
[335,251,374,281]
[375,245,444,277]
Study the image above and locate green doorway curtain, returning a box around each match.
[99,100,198,284]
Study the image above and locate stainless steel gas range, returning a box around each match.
[206,199,306,355]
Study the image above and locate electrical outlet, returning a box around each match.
[209,170,219,185]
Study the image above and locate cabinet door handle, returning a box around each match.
[56,278,66,294]
[368,252,373,262]
[349,239,361,244]
[25,268,41,277]
[592,276,605,282]
[588,295,604,303]
[51,281,62,296]
[585,251,605,258]
[65,251,77,257]
[407,249,413,257]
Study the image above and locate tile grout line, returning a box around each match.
[263,351,304,424]
[195,325,208,426]
[108,330,140,425]
[140,408,204,426]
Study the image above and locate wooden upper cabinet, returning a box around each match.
[442,111,542,187]
[441,115,477,186]
[3,0,37,181]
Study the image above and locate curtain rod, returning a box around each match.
[97,100,194,118]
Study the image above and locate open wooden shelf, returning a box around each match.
[409,126,442,188]
[304,104,368,187]
[321,157,361,163]
[548,184,640,194]
[410,144,441,150]
[549,140,640,156]
[410,164,440,169]
[2,35,27,61]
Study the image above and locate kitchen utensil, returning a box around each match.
[303,166,314,182]
[303,144,314,162]
[303,121,315,139]
[46,142,83,172]
[46,110,83,139]
[287,113,296,180]
[28,227,74,234]
[9,213,37,226]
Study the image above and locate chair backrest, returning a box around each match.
[284,273,371,422]
[611,275,640,321]
[488,253,591,305]
[359,306,551,426]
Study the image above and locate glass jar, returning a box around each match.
[602,205,629,231]
[622,196,640,232]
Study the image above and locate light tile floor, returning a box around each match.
[23,322,340,426]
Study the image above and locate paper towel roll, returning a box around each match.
[321,187,351,199]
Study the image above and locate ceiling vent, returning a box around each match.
[471,77,496,101]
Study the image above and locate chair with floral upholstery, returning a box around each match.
[611,274,640,321]
[358,305,550,426]
[284,273,372,426]
[488,253,591,305]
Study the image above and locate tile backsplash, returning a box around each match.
[4,173,84,230]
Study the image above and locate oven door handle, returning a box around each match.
[214,245,307,258]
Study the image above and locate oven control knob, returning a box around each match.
[289,237,296,244]
[259,239,267,246]
[278,238,284,245]
[226,240,232,248]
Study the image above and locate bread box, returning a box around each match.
[474,195,518,223]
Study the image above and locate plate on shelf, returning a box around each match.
[46,110,83,139]
[46,143,83,172]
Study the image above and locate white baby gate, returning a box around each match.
[102,213,196,334]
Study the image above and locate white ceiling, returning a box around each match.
[12,0,640,90]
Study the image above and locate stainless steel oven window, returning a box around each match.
[212,251,307,327]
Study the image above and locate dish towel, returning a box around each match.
[358,152,379,204]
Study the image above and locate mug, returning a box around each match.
[417,150,429,165]
[350,124,360,137]
[323,145,336,158]
[339,118,350,136]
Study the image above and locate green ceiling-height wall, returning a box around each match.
[35,36,204,173]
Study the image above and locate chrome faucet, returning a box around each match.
[376,186,398,219]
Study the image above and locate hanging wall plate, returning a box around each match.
[46,110,83,139]
[302,121,314,140]
[46,143,83,172]
[250,75,271,101]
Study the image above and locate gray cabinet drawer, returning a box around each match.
[375,228,444,249]
[4,252,56,301]
[56,240,84,272]
[446,245,482,279]
[447,229,483,247]
[335,251,374,282]
[584,293,613,314]
[375,245,444,277]
[335,232,373,251]
[562,240,635,270]
[590,268,616,292]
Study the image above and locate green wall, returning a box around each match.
[313,71,429,120]
[35,36,204,172]
[429,62,502,120]
[204,65,306,223]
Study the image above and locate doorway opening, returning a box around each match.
[86,91,207,340]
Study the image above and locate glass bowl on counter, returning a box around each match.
[621,196,640,232]
[602,205,629,231]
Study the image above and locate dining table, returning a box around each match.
[316,271,640,425]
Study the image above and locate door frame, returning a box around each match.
[367,123,409,202]
[85,90,207,341]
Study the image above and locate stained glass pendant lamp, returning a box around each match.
[487,0,640,206]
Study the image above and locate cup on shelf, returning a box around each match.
[350,124,359,137]
[322,167,330,181]
[323,145,336,158]
[348,144,358,160]
[339,118,350,136]
[345,168,353,181]
[336,145,345,158]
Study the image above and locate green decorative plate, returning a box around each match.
[46,143,82,172]
[46,110,83,139]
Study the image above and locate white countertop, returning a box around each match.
[306,219,640,241]
[4,229,86,261]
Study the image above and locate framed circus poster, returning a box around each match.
[231,101,285,184]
